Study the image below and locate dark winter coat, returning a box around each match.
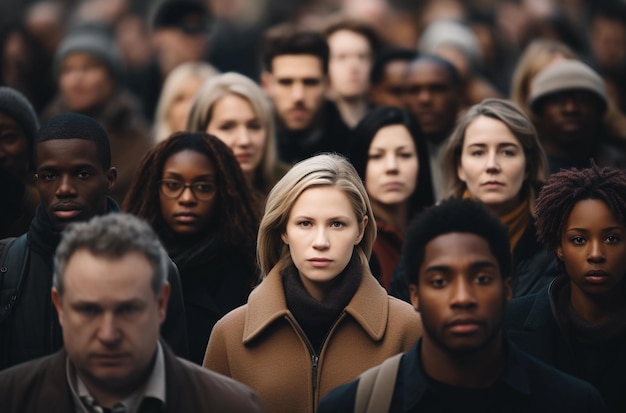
[0,200,188,370]
[505,277,626,413]
[0,342,265,413]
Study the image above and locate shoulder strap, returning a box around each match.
[354,352,403,413]
[0,234,29,323]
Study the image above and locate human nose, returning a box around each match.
[178,185,198,204]
[236,126,252,146]
[97,313,121,345]
[312,227,330,250]
[485,151,501,173]
[450,278,477,309]
[56,174,77,197]
[385,154,399,172]
[587,239,606,263]
[291,83,305,102]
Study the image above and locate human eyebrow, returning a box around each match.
[468,261,498,272]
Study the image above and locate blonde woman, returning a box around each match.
[153,62,219,142]
[203,154,421,413]
[187,72,288,201]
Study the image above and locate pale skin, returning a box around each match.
[281,186,367,301]
[365,124,418,235]
[457,116,527,217]
[52,250,170,408]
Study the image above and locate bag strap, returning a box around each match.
[354,352,403,413]
[0,234,29,323]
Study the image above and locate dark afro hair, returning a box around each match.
[535,164,626,253]
[404,198,511,286]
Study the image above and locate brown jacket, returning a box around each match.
[0,342,265,412]
[203,264,422,413]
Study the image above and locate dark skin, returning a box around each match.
[539,90,604,160]
[35,139,116,231]
[410,232,511,387]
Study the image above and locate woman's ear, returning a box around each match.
[281,232,289,245]
[355,215,368,244]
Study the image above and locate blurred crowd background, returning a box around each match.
[2,0,626,119]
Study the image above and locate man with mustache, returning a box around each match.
[320,199,606,412]
[261,29,350,164]
[0,213,264,412]
[0,113,188,370]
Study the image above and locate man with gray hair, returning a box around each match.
[0,213,265,413]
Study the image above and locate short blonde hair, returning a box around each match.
[186,72,278,194]
[257,154,376,275]
[153,62,219,142]
[442,98,548,213]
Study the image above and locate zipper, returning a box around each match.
[285,311,348,412]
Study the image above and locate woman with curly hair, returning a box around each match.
[123,132,259,364]
[506,164,626,413]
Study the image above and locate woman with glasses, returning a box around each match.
[123,132,259,364]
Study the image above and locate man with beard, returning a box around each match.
[261,29,350,164]
[319,199,606,412]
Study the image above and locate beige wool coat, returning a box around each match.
[203,263,422,413]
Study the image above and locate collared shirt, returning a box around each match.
[67,342,166,413]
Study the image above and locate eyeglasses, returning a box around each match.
[158,180,216,201]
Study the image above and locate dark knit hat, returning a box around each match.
[36,113,111,169]
[151,0,211,34]
[529,60,608,115]
[0,87,40,144]
[53,25,124,80]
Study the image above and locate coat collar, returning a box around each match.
[242,262,389,344]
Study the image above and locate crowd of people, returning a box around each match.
[1,0,626,412]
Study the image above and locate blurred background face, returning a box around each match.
[365,124,418,207]
[159,149,216,235]
[152,29,209,76]
[405,61,459,138]
[457,116,526,217]
[205,93,266,178]
[166,75,206,133]
[327,29,372,99]
[0,112,28,175]
[369,59,409,108]
[59,53,115,112]
[539,90,603,147]
[264,55,327,131]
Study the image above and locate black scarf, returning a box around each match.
[29,197,120,256]
[283,252,362,354]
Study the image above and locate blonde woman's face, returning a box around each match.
[281,186,366,301]
[167,76,205,134]
[457,116,526,217]
[206,94,267,178]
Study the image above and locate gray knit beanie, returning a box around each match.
[0,87,40,144]
[53,25,124,80]
[528,60,607,115]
